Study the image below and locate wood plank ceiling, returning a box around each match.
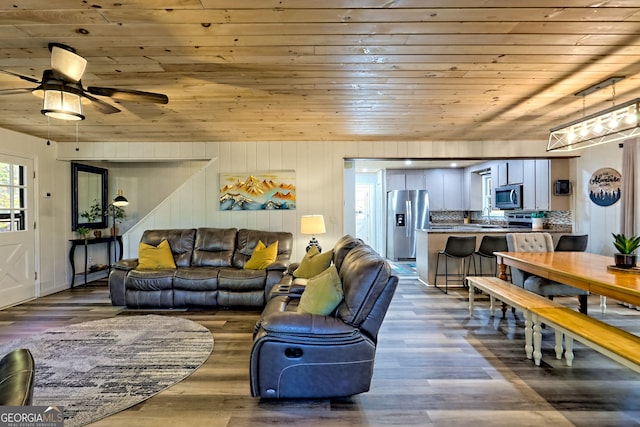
[1,1,640,144]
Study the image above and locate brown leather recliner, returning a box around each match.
[0,348,35,406]
[250,241,398,399]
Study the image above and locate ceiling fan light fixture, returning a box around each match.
[50,45,87,82]
[42,88,84,121]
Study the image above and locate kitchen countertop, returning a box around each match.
[421,224,572,233]
[415,225,574,287]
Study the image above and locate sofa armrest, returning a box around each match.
[0,348,35,406]
[113,258,138,271]
[267,260,289,272]
[260,312,357,337]
[278,274,293,286]
[286,262,300,275]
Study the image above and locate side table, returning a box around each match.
[69,236,123,287]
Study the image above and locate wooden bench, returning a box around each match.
[467,276,640,373]
[533,307,640,374]
[467,276,565,365]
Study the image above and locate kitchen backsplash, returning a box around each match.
[431,210,573,229]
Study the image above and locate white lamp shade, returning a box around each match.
[300,215,326,235]
[51,45,87,82]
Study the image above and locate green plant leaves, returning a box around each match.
[612,233,640,254]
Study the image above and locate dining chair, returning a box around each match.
[506,232,589,314]
[554,234,588,252]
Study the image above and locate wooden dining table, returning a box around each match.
[494,251,640,307]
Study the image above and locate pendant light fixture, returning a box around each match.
[547,76,639,152]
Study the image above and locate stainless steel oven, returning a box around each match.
[495,184,523,210]
[505,212,532,228]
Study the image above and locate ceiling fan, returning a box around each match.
[0,43,168,120]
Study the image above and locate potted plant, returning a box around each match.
[76,226,90,240]
[612,233,640,269]
[109,204,127,236]
[531,211,545,230]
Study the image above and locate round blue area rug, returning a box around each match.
[0,315,213,427]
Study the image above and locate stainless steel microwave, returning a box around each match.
[494,184,523,210]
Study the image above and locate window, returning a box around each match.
[482,173,503,217]
[0,162,27,232]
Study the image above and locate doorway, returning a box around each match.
[0,154,36,308]
[354,171,385,255]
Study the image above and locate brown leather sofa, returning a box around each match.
[109,228,293,308]
[250,235,398,398]
[0,348,35,406]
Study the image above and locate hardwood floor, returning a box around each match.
[1,278,640,426]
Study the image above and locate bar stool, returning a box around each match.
[473,235,509,279]
[434,235,476,294]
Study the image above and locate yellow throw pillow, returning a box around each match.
[293,246,334,279]
[137,239,177,269]
[297,265,344,316]
[244,240,279,270]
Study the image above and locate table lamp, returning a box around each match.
[301,215,326,252]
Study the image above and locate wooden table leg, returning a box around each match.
[498,259,508,317]
[498,262,507,281]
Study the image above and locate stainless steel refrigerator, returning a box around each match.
[386,190,430,260]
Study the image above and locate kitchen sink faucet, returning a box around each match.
[483,207,492,225]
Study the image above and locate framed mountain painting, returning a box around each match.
[219,171,296,210]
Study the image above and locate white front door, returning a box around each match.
[0,154,36,308]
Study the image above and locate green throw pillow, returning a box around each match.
[293,246,334,279]
[297,265,344,316]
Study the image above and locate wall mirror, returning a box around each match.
[71,162,108,230]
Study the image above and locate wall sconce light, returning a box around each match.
[548,76,640,151]
[300,215,326,252]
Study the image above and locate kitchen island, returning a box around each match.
[416,226,571,287]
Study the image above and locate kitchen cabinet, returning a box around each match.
[507,160,524,184]
[492,160,524,187]
[463,168,483,211]
[522,159,570,211]
[386,170,425,191]
[405,171,426,190]
[443,169,464,210]
[424,169,443,210]
[493,162,508,187]
[386,173,406,191]
[522,160,537,210]
[534,160,550,210]
[425,168,463,211]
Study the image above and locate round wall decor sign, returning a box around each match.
[588,167,621,206]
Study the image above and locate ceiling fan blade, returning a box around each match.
[0,69,41,84]
[0,88,36,95]
[86,86,169,104]
[50,45,87,82]
[82,92,121,115]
